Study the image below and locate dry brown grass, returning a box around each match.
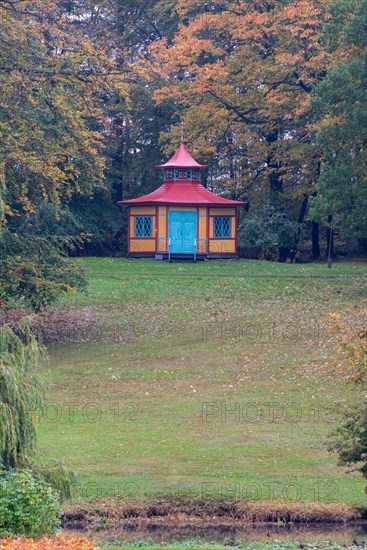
[63,497,358,531]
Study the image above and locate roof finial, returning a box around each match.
[180,121,184,143]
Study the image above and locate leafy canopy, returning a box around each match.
[310,0,367,239]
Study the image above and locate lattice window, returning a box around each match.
[214,216,231,238]
[134,216,152,238]
[177,170,189,179]
[165,170,174,180]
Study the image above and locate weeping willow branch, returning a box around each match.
[0,319,76,499]
[0,319,45,470]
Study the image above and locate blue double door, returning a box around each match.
[169,210,197,253]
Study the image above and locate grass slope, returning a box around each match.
[37,259,367,504]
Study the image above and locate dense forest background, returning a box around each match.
[0,0,366,308]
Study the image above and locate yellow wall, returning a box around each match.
[167,207,196,212]
[210,207,235,216]
[158,206,167,252]
[158,206,167,235]
[209,240,236,254]
[130,239,156,253]
[198,208,207,239]
[130,206,156,215]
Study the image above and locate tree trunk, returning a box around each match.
[312,221,320,260]
[327,215,334,267]
[278,246,288,263]
[358,238,367,255]
[298,194,309,224]
[266,130,283,193]
[287,193,309,262]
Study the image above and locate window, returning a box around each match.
[134,216,152,238]
[164,170,174,180]
[214,216,231,238]
[177,170,189,179]
[163,169,201,181]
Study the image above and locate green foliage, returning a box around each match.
[325,0,367,50]
[14,202,85,239]
[0,320,75,500]
[0,202,88,312]
[0,469,60,537]
[238,204,301,259]
[0,235,87,312]
[0,0,130,307]
[69,191,126,256]
[328,401,367,481]
[326,312,367,492]
[34,459,77,501]
[0,321,45,470]
[310,0,367,239]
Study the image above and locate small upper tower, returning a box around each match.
[156,143,207,182]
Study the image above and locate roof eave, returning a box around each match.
[155,164,207,169]
[118,200,248,207]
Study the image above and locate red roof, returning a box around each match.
[118,181,246,207]
[119,143,246,207]
[156,143,207,169]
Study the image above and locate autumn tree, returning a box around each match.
[0,0,128,308]
[147,0,332,260]
[327,311,367,491]
[58,1,181,256]
[99,0,180,202]
[0,0,117,212]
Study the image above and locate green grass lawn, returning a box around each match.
[37,258,367,505]
[100,542,354,550]
[101,547,338,550]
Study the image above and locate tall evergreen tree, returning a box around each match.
[310,0,367,244]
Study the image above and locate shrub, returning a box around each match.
[327,311,367,494]
[0,219,88,313]
[0,470,61,537]
[328,401,367,480]
[238,203,301,260]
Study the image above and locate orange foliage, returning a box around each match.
[327,312,367,386]
[147,0,334,192]
[0,0,129,217]
[0,534,101,550]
